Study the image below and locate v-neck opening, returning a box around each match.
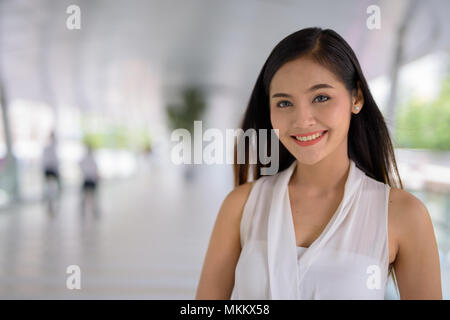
[286,160,354,252]
[265,157,368,299]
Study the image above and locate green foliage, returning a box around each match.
[395,77,450,150]
[82,125,151,151]
[166,87,207,132]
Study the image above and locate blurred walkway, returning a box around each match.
[0,162,231,299]
[0,158,449,299]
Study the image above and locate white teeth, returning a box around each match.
[295,131,324,141]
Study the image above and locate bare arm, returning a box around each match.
[390,188,442,299]
[195,182,253,299]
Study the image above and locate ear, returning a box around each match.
[352,81,365,114]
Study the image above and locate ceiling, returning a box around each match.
[1,0,449,123]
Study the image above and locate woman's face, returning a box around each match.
[269,56,362,166]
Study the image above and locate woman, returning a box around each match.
[195,27,442,299]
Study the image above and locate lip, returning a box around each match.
[291,130,327,138]
[291,130,327,147]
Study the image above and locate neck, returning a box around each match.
[289,147,350,197]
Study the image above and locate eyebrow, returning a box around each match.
[271,83,335,98]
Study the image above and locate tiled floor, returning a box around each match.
[0,160,448,299]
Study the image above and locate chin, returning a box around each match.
[282,135,329,166]
[286,148,324,166]
[295,156,324,166]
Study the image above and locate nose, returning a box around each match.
[292,103,316,128]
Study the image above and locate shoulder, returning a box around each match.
[221,173,281,219]
[223,181,254,211]
[220,182,255,222]
[388,187,442,299]
[388,187,434,249]
[195,182,257,299]
[388,187,430,225]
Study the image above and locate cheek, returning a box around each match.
[270,111,289,136]
[270,112,284,141]
[324,101,351,129]
[270,110,281,129]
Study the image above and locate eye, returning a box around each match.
[276,100,292,108]
[313,95,330,103]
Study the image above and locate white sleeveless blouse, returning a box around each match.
[230,159,391,300]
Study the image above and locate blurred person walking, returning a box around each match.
[42,131,61,215]
[79,143,100,218]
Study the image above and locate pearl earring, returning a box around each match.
[355,106,360,111]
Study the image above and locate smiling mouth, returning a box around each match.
[291,130,328,142]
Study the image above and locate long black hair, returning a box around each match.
[233,27,403,292]
[234,27,403,190]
